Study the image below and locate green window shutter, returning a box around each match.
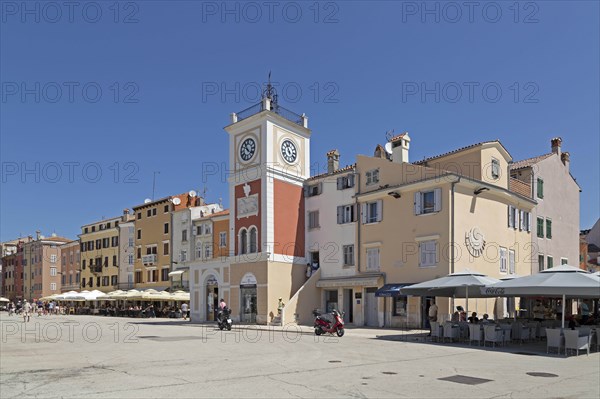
[546,219,552,239]
[537,178,544,199]
[537,217,544,238]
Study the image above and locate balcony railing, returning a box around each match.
[142,254,157,266]
[236,101,304,126]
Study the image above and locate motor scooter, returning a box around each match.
[217,307,233,331]
[313,309,345,337]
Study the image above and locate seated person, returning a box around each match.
[456,306,467,322]
[480,313,492,324]
[468,312,479,323]
[451,311,460,323]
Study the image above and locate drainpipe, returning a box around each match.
[450,177,460,315]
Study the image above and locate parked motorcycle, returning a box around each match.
[217,307,233,331]
[313,309,345,337]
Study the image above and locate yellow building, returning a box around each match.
[79,216,123,293]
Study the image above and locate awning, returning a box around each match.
[317,274,382,288]
[168,271,185,277]
[375,284,411,297]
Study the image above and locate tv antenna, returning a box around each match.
[152,171,160,200]
[385,129,395,141]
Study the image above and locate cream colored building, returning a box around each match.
[22,232,70,301]
[353,134,535,327]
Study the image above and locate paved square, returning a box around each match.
[1,314,599,398]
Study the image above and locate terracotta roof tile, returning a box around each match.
[413,140,505,165]
[510,153,553,170]
[307,164,356,181]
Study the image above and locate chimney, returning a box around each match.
[551,137,562,156]
[35,230,41,240]
[123,208,129,216]
[327,149,340,174]
[561,152,570,172]
[390,132,411,164]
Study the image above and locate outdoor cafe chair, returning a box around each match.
[512,322,530,344]
[483,325,503,348]
[468,324,483,346]
[546,328,563,355]
[430,321,442,342]
[564,330,590,356]
[443,322,459,342]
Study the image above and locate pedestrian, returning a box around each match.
[22,299,32,322]
[181,303,188,320]
[428,301,438,323]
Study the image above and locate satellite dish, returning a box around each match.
[144,198,151,204]
[172,197,181,205]
[384,142,393,154]
[189,190,197,197]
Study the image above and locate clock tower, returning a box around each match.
[224,80,310,324]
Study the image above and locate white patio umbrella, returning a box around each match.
[401,270,501,319]
[483,265,600,329]
[0,297,9,303]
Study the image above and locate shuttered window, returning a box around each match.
[415,188,442,215]
[419,241,437,267]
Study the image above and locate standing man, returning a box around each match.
[22,299,32,323]
[533,301,545,322]
[181,302,189,321]
[580,301,590,324]
[428,300,438,323]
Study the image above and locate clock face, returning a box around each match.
[239,138,256,162]
[280,139,297,163]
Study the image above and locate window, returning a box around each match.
[561,258,568,265]
[111,275,118,286]
[365,169,379,185]
[136,247,141,259]
[137,212,141,219]
[112,255,117,266]
[50,254,57,263]
[240,229,248,255]
[205,243,213,258]
[103,238,110,248]
[537,255,544,271]
[536,217,544,238]
[95,239,101,249]
[180,250,187,262]
[546,218,552,239]
[161,268,169,281]
[343,245,354,266]
[164,205,169,213]
[135,271,142,284]
[415,189,441,215]
[103,256,108,267]
[50,267,57,276]
[62,255,66,266]
[499,247,508,273]
[366,248,380,271]
[509,249,515,274]
[147,209,152,217]
[50,282,56,291]
[84,227,89,233]
[62,274,66,285]
[197,242,203,259]
[112,236,119,247]
[419,240,438,267]
[137,229,141,239]
[305,183,322,197]
[249,227,258,253]
[537,178,544,199]
[337,204,356,224]
[308,211,320,229]
[508,206,517,229]
[393,296,408,316]
[128,237,134,247]
[82,259,86,269]
[91,226,96,232]
[491,158,500,179]
[520,210,531,232]
[102,276,109,286]
[219,232,227,247]
[337,174,355,190]
[196,225,203,236]
[363,200,382,224]
[182,229,188,242]
[164,223,169,234]
[128,254,133,265]
[152,208,157,216]
[163,242,169,255]
[205,224,212,235]
[547,255,554,269]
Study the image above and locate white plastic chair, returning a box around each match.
[468,324,483,346]
[564,330,590,356]
[546,328,563,355]
[512,322,530,344]
[484,325,503,348]
[443,322,459,342]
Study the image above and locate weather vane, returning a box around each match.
[262,70,278,105]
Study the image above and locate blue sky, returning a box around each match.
[1,0,598,241]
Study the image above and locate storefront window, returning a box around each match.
[394,296,407,316]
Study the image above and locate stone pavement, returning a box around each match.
[1,313,599,398]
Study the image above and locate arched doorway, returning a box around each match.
[240,272,257,323]
[206,275,218,321]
